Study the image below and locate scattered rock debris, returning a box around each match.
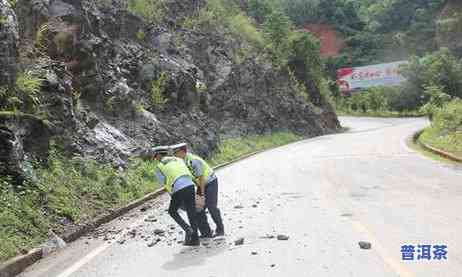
[341,213,353,217]
[358,241,372,249]
[147,238,161,247]
[140,205,151,212]
[154,229,165,236]
[144,216,157,222]
[128,229,137,237]
[234,238,245,246]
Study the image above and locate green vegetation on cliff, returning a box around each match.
[0,153,158,261]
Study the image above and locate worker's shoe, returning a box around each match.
[184,233,199,246]
[200,232,213,239]
[214,229,225,237]
[184,228,193,243]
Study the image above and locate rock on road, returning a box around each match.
[20,117,462,277]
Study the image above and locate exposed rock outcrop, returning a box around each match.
[0,0,19,86]
[0,0,340,184]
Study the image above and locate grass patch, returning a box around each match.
[208,131,302,166]
[0,151,159,262]
[181,0,265,49]
[418,99,462,158]
[420,127,462,157]
[409,133,460,165]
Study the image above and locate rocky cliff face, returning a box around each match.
[0,0,340,183]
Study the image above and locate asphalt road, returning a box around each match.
[20,117,462,277]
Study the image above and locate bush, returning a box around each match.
[35,23,50,51]
[0,86,21,111]
[263,9,291,59]
[248,0,275,23]
[401,48,462,100]
[288,31,322,85]
[432,99,462,134]
[151,72,168,107]
[182,0,264,49]
[16,71,43,98]
[229,13,265,49]
[335,86,425,115]
[0,71,45,114]
[127,0,166,23]
[420,99,462,156]
[419,85,452,119]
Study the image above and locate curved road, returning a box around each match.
[20,117,462,277]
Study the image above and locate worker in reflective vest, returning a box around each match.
[145,146,199,246]
[171,143,224,237]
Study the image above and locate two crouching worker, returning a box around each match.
[144,146,199,246]
[171,143,224,237]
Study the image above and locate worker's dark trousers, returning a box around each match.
[197,178,224,235]
[168,185,198,237]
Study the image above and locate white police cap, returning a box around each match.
[151,145,170,155]
[170,142,187,152]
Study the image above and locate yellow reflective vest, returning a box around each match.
[157,156,192,194]
[184,153,214,185]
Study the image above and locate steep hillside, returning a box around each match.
[0,0,339,184]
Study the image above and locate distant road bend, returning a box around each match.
[20,117,462,277]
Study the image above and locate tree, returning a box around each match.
[248,0,274,23]
[263,9,292,64]
[287,31,324,104]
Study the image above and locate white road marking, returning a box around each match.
[56,212,153,277]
